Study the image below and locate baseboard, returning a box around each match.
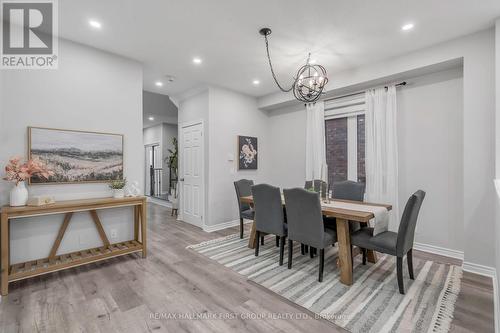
[492,269,499,333]
[414,242,464,261]
[462,261,497,278]
[203,219,252,233]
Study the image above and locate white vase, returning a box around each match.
[113,189,124,199]
[10,181,28,207]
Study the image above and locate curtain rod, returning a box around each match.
[323,81,407,102]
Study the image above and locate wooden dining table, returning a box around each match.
[240,195,392,286]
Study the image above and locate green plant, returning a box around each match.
[165,137,178,176]
[109,178,126,190]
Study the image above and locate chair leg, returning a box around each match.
[239,218,244,239]
[407,249,414,280]
[304,245,309,253]
[287,240,293,269]
[319,249,325,282]
[261,236,264,245]
[397,256,405,294]
[279,236,285,266]
[310,247,315,258]
[255,231,260,256]
[362,248,367,265]
[276,235,279,247]
[301,243,305,255]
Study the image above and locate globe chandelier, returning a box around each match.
[259,27,328,103]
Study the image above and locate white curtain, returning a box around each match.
[365,86,399,228]
[305,101,328,182]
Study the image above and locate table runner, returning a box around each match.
[322,201,390,235]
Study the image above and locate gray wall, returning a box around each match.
[0,39,143,263]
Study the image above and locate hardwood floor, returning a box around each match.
[0,203,494,332]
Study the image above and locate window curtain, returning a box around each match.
[305,101,328,183]
[365,86,399,228]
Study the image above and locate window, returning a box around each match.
[324,94,366,186]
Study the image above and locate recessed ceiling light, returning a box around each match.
[89,20,102,29]
[148,116,154,121]
[252,80,260,85]
[192,57,202,64]
[155,81,163,87]
[401,23,414,31]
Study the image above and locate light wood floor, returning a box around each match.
[0,203,494,332]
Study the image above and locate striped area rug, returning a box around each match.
[187,234,462,333]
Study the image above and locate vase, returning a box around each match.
[113,189,124,199]
[10,181,28,207]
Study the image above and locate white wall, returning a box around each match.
[143,124,162,146]
[143,90,178,126]
[207,87,270,227]
[0,39,143,263]
[262,29,496,269]
[397,68,464,252]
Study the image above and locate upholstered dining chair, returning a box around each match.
[304,179,327,199]
[283,188,337,282]
[350,190,426,294]
[252,184,287,265]
[330,180,366,232]
[233,179,255,239]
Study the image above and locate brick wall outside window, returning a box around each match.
[357,115,366,184]
[325,118,347,186]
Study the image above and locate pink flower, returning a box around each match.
[2,156,53,184]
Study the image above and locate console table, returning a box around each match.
[0,196,147,295]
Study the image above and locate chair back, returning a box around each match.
[396,190,426,256]
[283,188,325,248]
[234,179,254,216]
[304,179,327,199]
[332,180,365,201]
[252,184,286,236]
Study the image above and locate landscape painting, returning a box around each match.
[29,127,123,184]
[238,135,258,170]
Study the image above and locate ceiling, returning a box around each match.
[59,0,500,98]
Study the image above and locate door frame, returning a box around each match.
[178,119,205,228]
[144,142,161,197]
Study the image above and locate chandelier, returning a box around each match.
[259,27,328,103]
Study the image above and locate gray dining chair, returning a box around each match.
[331,180,366,232]
[283,188,337,282]
[350,190,426,294]
[304,179,327,199]
[252,184,287,265]
[234,179,255,239]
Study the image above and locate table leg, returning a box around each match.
[134,205,139,241]
[367,250,378,263]
[248,221,257,249]
[140,200,147,258]
[1,212,9,295]
[336,218,353,285]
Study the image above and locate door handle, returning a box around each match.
[179,178,185,182]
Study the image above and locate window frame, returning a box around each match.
[324,94,365,182]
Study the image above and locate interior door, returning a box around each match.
[180,122,203,226]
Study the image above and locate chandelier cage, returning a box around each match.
[259,27,329,103]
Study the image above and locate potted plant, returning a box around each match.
[109,178,127,198]
[3,156,53,207]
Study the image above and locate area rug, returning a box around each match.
[187,234,462,333]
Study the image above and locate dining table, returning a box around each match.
[240,195,392,286]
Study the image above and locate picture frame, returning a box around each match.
[237,135,258,170]
[28,126,124,184]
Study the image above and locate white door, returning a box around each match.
[180,122,204,226]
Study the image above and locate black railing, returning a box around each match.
[149,166,163,197]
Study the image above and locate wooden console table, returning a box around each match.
[0,196,147,296]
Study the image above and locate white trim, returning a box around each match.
[462,261,497,278]
[202,219,253,233]
[413,242,464,261]
[492,269,499,333]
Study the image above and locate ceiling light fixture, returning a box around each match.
[148,116,155,121]
[155,81,163,87]
[252,80,260,85]
[89,20,102,29]
[259,27,328,103]
[192,57,202,64]
[401,23,414,31]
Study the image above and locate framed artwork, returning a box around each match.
[28,127,124,184]
[238,135,258,170]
